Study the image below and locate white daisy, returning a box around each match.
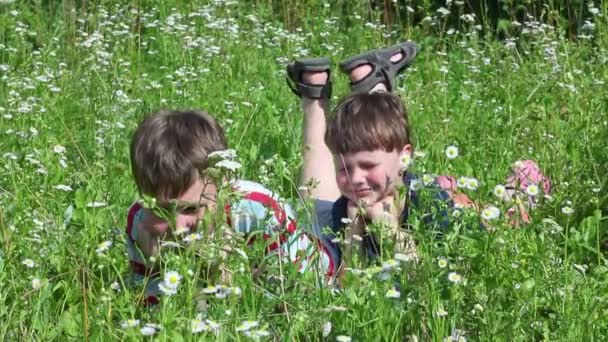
[22,259,36,268]
[215,160,241,172]
[445,145,459,159]
[422,174,435,186]
[448,272,463,283]
[96,240,112,254]
[191,319,208,333]
[322,321,332,337]
[183,232,202,243]
[481,205,500,220]
[493,184,507,199]
[121,319,140,329]
[336,336,352,342]
[410,179,423,191]
[163,271,182,289]
[436,307,448,317]
[561,206,573,215]
[437,257,448,268]
[236,320,259,332]
[399,153,412,169]
[525,184,539,196]
[31,278,44,290]
[385,288,401,299]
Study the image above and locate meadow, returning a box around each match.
[0,0,607,340]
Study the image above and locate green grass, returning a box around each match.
[0,0,607,340]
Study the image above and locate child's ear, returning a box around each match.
[400,144,413,156]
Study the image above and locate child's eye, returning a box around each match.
[360,162,377,170]
[181,206,199,215]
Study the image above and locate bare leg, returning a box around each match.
[300,72,341,202]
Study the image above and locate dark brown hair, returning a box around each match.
[325,92,412,154]
[130,109,227,198]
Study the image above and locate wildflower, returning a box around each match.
[191,319,209,333]
[340,217,352,225]
[456,177,468,189]
[481,206,500,220]
[525,184,539,196]
[208,149,237,160]
[53,184,73,192]
[382,259,399,271]
[96,240,112,254]
[336,336,352,342]
[445,145,459,159]
[385,288,401,299]
[410,179,423,191]
[436,308,448,317]
[493,184,507,199]
[31,278,44,290]
[215,160,241,172]
[236,320,259,332]
[174,226,190,236]
[22,259,36,268]
[110,281,121,291]
[202,285,218,294]
[444,329,467,342]
[448,272,463,284]
[183,232,202,243]
[163,271,182,288]
[422,174,435,186]
[231,286,242,296]
[121,319,140,329]
[399,153,412,169]
[140,325,158,336]
[473,304,483,313]
[53,145,66,154]
[561,206,573,215]
[246,329,271,338]
[437,257,448,268]
[465,177,478,191]
[322,322,332,337]
[86,201,107,208]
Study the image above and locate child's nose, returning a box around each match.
[350,167,365,184]
[176,214,196,230]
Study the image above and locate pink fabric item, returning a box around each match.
[435,175,458,192]
[505,159,552,207]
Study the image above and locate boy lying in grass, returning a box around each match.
[287,42,552,282]
[126,109,330,305]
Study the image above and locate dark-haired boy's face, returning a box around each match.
[143,178,218,236]
[334,145,411,206]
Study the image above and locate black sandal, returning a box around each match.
[286,57,332,99]
[339,41,418,93]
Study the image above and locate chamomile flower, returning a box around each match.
[174,226,190,236]
[202,285,218,294]
[31,278,44,290]
[140,324,159,336]
[399,153,412,169]
[340,217,352,225]
[395,252,415,263]
[382,259,399,271]
[236,320,259,332]
[163,271,182,289]
[493,184,507,199]
[465,177,479,191]
[437,257,448,268]
[183,232,202,243]
[385,288,401,299]
[448,272,463,283]
[561,206,574,215]
[322,322,332,337]
[445,145,459,159]
[525,184,539,196]
[410,179,423,191]
[208,149,237,160]
[422,174,435,186]
[436,308,448,317]
[95,240,112,254]
[121,319,140,329]
[215,160,241,172]
[22,259,36,268]
[191,319,209,333]
[456,177,468,189]
[336,336,352,342]
[481,205,500,220]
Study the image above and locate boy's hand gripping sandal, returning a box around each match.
[339,41,418,93]
[286,57,332,100]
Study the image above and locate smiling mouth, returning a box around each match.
[354,188,373,196]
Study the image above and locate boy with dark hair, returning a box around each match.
[126,109,329,304]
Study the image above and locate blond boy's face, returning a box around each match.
[143,178,218,236]
[334,145,411,207]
